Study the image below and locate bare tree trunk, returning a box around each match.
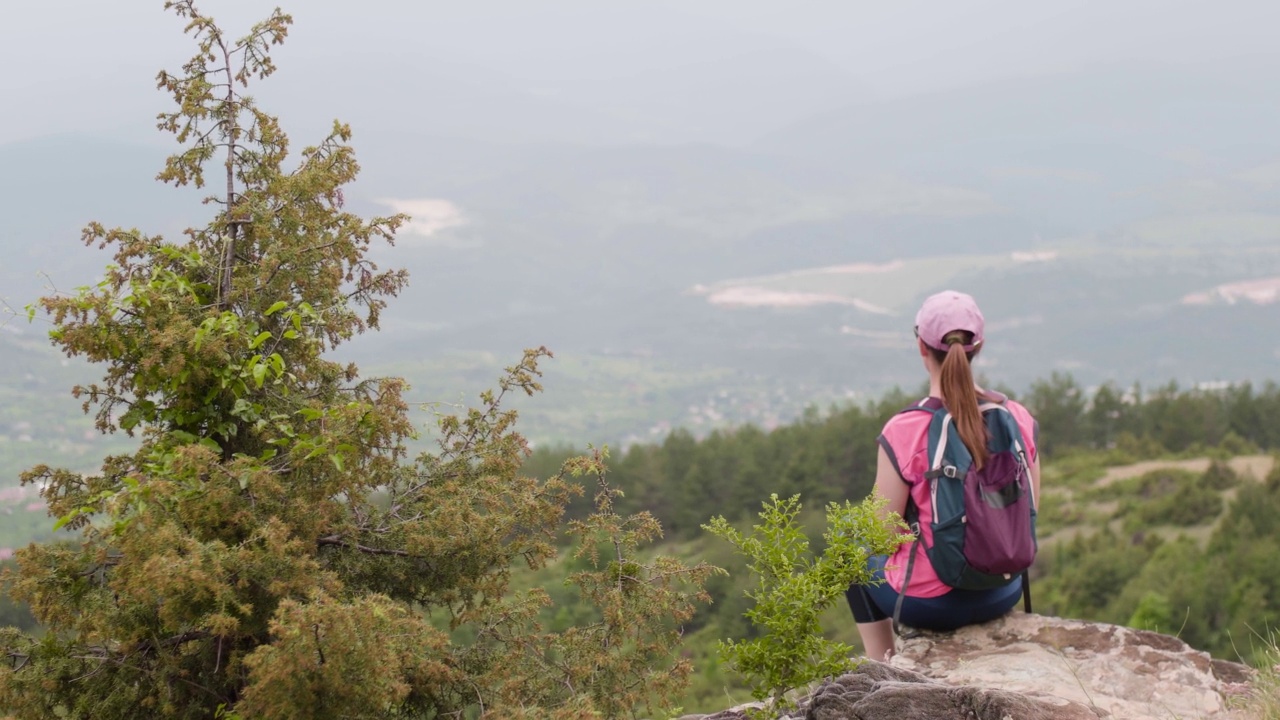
[220,40,237,307]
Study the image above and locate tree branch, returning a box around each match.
[316,534,412,557]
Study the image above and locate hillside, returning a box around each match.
[5,367,1280,713]
[1039,454,1276,546]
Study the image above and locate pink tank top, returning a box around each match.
[877,395,1039,597]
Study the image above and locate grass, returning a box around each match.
[1233,632,1280,719]
[1247,660,1280,720]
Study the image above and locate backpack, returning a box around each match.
[891,395,1038,635]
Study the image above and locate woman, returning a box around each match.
[846,290,1041,661]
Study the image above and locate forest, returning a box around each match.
[6,371,1280,714]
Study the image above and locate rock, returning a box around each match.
[680,613,1257,720]
[801,662,1099,719]
[890,612,1254,720]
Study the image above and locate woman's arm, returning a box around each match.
[872,444,911,529]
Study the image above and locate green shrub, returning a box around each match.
[1200,459,1241,491]
[1124,480,1223,530]
[703,494,905,716]
[1126,591,1174,633]
[1090,467,1197,503]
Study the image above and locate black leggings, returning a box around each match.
[845,555,1022,631]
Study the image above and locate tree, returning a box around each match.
[0,4,713,718]
[1025,372,1086,456]
[1083,382,1126,450]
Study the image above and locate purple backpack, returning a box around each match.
[893,396,1038,632]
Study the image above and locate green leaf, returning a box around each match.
[231,398,259,420]
[52,510,82,531]
[171,430,198,444]
[249,331,272,349]
[264,300,289,316]
[252,362,268,388]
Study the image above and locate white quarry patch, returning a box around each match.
[1011,250,1057,263]
[376,198,468,243]
[839,326,911,348]
[986,165,1104,184]
[707,286,890,312]
[839,326,904,339]
[1182,276,1280,306]
[814,260,905,275]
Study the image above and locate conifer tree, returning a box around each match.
[0,4,715,718]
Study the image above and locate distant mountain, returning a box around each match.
[754,64,1280,231]
[5,58,1280,460]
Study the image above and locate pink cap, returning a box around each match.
[914,290,985,352]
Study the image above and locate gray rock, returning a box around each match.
[890,612,1255,719]
[687,613,1258,720]
[802,661,1099,719]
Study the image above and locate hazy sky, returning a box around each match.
[4,1,1280,145]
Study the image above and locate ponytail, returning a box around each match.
[938,331,988,470]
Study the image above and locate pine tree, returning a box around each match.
[0,4,715,718]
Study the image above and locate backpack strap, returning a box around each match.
[892,528,923,639]
[922,412,955,480]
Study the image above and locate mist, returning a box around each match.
[4,0,1280,445]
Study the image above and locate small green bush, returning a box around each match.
[1200,459,1241,491]
[1090,467,1198,503]
[1120,480,1223,530]
[703,494,905,716]
[1126,591,1174,633]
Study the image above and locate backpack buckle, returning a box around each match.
[942,465,958,479]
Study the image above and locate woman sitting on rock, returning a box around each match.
[846,290,1042,661]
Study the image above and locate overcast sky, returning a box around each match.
[4,1,1280,145]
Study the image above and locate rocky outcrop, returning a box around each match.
[802,660,1099,719]
[686,613,1257,720]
